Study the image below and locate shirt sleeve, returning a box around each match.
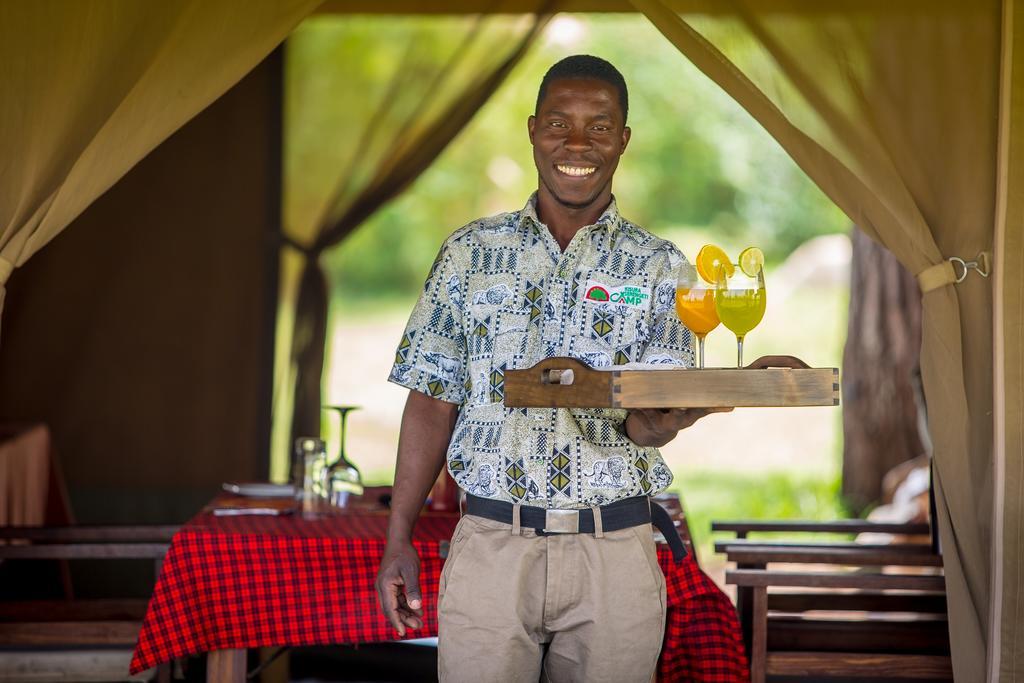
[637,248,696,368]
[387,239,469,404]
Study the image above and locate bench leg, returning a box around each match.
[735,561,760,657]
[751,586,767,683]
[207,648,246,683]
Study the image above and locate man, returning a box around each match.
[377,55,749,682]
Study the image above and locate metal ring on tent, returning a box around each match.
[917,251,991,293]
[948,252,991,283]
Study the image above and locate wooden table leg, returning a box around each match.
[207,648,246,683]
[735,562,759,657]
[751,586,768,683]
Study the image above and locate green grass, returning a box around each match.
[673,470,853,559]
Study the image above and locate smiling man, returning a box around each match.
[376,55,726,682]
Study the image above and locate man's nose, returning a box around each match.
[564,128,591,151]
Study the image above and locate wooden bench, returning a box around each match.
[714,520,950,682]
[0,525,176,682]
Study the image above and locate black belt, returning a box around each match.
[465,494,687,562]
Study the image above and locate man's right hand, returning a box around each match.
[375,539,423,637]
[376,390,460,637]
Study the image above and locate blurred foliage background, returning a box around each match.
[286,13,849,308]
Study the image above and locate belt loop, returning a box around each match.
[591,505,604,538]
[511,502,522,536]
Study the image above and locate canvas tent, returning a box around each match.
[0,1,1020,681]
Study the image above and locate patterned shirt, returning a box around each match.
[388,194,695,509]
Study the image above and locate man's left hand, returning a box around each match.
[627,406,733,447]
[743,354,810,370]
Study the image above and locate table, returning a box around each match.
[131,494,748,682]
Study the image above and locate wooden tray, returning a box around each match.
[504,357,839,409]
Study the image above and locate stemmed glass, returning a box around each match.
[675,262,720,369]
[714,263,766,368]
[321,405,364,505]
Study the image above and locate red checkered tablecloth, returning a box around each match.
[130,503,747,682]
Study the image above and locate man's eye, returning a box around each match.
[550,121,567,128]
[592,126,609,132]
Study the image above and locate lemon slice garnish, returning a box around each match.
[696,244,734,284]
[738,246,765,277]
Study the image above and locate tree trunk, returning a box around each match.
[841,227,926,514]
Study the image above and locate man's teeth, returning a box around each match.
[557,165,596,177]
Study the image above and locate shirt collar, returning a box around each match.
[517,192,623,235]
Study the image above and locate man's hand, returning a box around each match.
[626,407,733,447]
[375,540,423,637]
[375,390,459,637]
[744,354,810,370]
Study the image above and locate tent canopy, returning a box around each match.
[0,3,1019,681]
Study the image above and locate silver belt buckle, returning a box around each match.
[544,509,580,534]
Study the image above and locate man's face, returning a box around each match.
[528,77,631,210]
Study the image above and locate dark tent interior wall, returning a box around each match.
[0,52,281,526]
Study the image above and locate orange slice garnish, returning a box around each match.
[696,244,734,284]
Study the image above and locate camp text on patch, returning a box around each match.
[583,280,651,308]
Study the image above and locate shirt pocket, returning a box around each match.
[583,303,650,360]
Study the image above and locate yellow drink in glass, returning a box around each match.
[715,288,766,337]
[715,263,766,367]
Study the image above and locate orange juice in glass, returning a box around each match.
[676,263,719,368]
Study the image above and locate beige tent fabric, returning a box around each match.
[630,0,1000,678]
[993,0,1024,677]
[0,0,321,334]
[278,11,551,460]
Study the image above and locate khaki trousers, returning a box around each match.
[437,513,666,683]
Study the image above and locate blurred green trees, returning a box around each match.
[286,14,849,306]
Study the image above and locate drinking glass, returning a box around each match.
[294,437,327,516]
[714,263,766,368]
[322,405,364,506]
[675,262,720,369]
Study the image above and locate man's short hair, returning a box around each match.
[535,55,629,124]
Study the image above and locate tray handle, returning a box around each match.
[543,368,575,385]
[504,357,613,408]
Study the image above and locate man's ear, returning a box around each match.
[620,126,631,154]
[527,115,536,145]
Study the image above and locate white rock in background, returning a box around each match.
[771,233,852,301]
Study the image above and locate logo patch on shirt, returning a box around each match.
[583,280,650,308]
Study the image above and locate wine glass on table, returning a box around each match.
[675,261,719,369]
[714,248,766,368]
[322,405,364,506]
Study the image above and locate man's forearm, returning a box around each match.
[387,390,460,543]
